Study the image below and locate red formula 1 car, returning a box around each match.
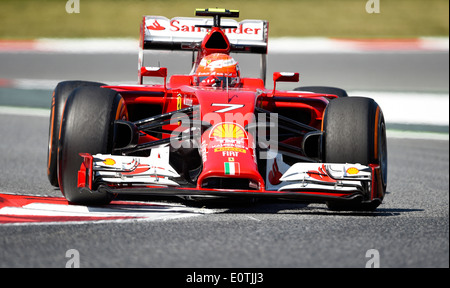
[47,8,387,211]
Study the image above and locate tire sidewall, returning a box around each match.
[47,81,105,187]
[58,86,126,205]
[323,96,387,209]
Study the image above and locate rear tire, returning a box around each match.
[294,86,348,98]
[322,97,387,211]
[58,86,127,205]
[47,81,105,187]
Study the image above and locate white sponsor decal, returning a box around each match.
[144,16,266,44]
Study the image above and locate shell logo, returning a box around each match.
[210,123,247,139]
[103,158,116,166]
[346,167,360,175]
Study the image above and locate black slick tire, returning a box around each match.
[47,81,105,187]
[58,86,127,205]
[322,97,387,211]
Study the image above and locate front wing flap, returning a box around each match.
[279,163,371,192]
[78,151,380,204]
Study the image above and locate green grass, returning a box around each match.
[0,0,448,39]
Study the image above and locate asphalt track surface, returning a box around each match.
[0,50,449,268]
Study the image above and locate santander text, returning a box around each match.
[170,20,262,35]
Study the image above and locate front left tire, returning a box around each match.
[322,96,387,211]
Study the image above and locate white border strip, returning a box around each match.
[1,37,448,54]
[269,37,450,54]
[349,91,449,126]
[387,130,448,141]
[1,87,448,126]
[0,105,447,141]
[0,106,50,117]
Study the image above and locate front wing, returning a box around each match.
[77,150,383,205]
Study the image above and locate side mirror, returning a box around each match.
[273,72,299,83]
[272,72,299,95]
[139,67,167,88]
[140,66,167,78]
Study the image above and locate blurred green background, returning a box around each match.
[0,0,449,39]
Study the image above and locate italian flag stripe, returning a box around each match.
[224,162,240,175]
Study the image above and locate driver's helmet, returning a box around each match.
[195,53,240,88]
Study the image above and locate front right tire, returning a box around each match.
[58,86,127,205]
[47,80,105,187]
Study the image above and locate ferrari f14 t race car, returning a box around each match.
[47,8,388,211]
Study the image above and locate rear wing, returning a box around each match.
[138,9,269,84]
[140,16,268,54]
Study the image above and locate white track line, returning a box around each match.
[1,90,448,126]
[1,37,448,54]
